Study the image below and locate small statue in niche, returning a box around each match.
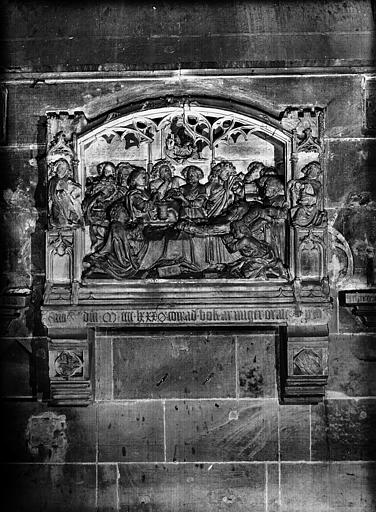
[165,115,201,162]
[288,161,327,228]
[48,158,82,229]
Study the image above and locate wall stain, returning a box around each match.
[25,411,67,463]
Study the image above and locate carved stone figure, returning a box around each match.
[81,155,291,280]
[224,201,288,279]
[206,161,240,217]
[48,158,82,229]
[83,203,146,279]
[243,161,264,202]
[165,115,201,162]
[83,162,119,249]
[288,162,327,228]
[167,165,207,220]
[150,160,182,201]
[115,162,134,197]
[125,167,158,221]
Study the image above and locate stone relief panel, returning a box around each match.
[77,106,292,281]
[41,106,338,294]
[42,104,336,298]
[42,102,333,405]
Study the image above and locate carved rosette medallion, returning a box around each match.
[48,339,91,405]
[54,350,83,378]
[293,348,324,376]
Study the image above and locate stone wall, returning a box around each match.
[1,1,376,511]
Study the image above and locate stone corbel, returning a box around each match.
[280,324,329,404]
[48,337,92,406]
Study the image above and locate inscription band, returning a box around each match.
[42,306,325,328]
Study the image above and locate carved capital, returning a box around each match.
[46,110,87,145]
[282,107,324,153]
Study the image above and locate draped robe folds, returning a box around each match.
[126,188,156,221]
[178,183,207,220]
[204,177,238,265]
[83,159,289,279]
[86,221,147,279]
[289,177,325,228]
[49,175,82,228]
[206,177,235,218]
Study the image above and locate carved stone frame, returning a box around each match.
[41,97,332,405]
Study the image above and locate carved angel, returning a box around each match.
[164,115,200,162]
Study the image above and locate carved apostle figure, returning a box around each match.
[48,158,82,229]
[224,203,288,279]
[288,162,327,228]
[83,162,118,249]
[125,167,158,221]
[85,161,116,197]
[115,161,134,198]
[150,160,182,201]
[83,203,146,280]
[243,161,269,204]
[167,165,207,220]
[206,161,240,217]
[262,174,286,208]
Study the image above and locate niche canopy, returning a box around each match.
[42,99,333,405]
